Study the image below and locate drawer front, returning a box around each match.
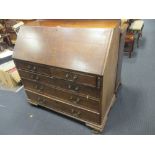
[15,60,49,75]
[19,70,100,99]
[22,78,100,112]
[26,90,100,124]
[14,60,102,88]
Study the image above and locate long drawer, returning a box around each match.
[19,69,100,99]
[22,78,100,112]
[26,90,100,124]
[14,60,102,88]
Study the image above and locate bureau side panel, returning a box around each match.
[101,27,120,120]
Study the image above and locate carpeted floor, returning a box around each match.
[0,20,155,135]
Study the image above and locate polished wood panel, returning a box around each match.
[101,27,120,119]
[26,90,100,124]
[23,78,100,112]
[13,26,112,75]
[15,60,100,88]
[26,19,120,28]
[19,69,100,99]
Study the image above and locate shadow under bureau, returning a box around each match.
[13,25,120,132]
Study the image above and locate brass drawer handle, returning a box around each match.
[27,65,31,69]
[74,86,79,91]
[33,66,37,71]
[50,76,54,79]
[34,85,44,92]
[68,84,71,89]
[35,76,39,80]
[73,98,80,104]
[75,97,80,103]
[27,65,37,71]
[69,96,80,104]
[77,111,81,116]
[66,73,78,82]
[71,109,81,117]
[68,85,79,91]
[71,109,75,113]
[37,97,46,104]
[72,75,78,82]
[65,73,69,79]
[39,86,44,92]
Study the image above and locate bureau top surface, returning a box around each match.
[26,19,120,28]
[13,26,113,75]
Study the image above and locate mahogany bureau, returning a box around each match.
[13,25,120,132]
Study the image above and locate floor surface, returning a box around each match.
[0,20,155,135]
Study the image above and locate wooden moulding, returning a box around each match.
[27,94,116,133]
[86,94,116,133]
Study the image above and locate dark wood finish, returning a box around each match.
[18,69,101,99]
[22,78,100,112]
[25,19,120,28]
[25,19,123,93]
[26,90,100,124]
[15,60,100,88]
[23,19,124,94]
[13,23,121,132]
[13,26,112,75]
[25,19,123,92]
